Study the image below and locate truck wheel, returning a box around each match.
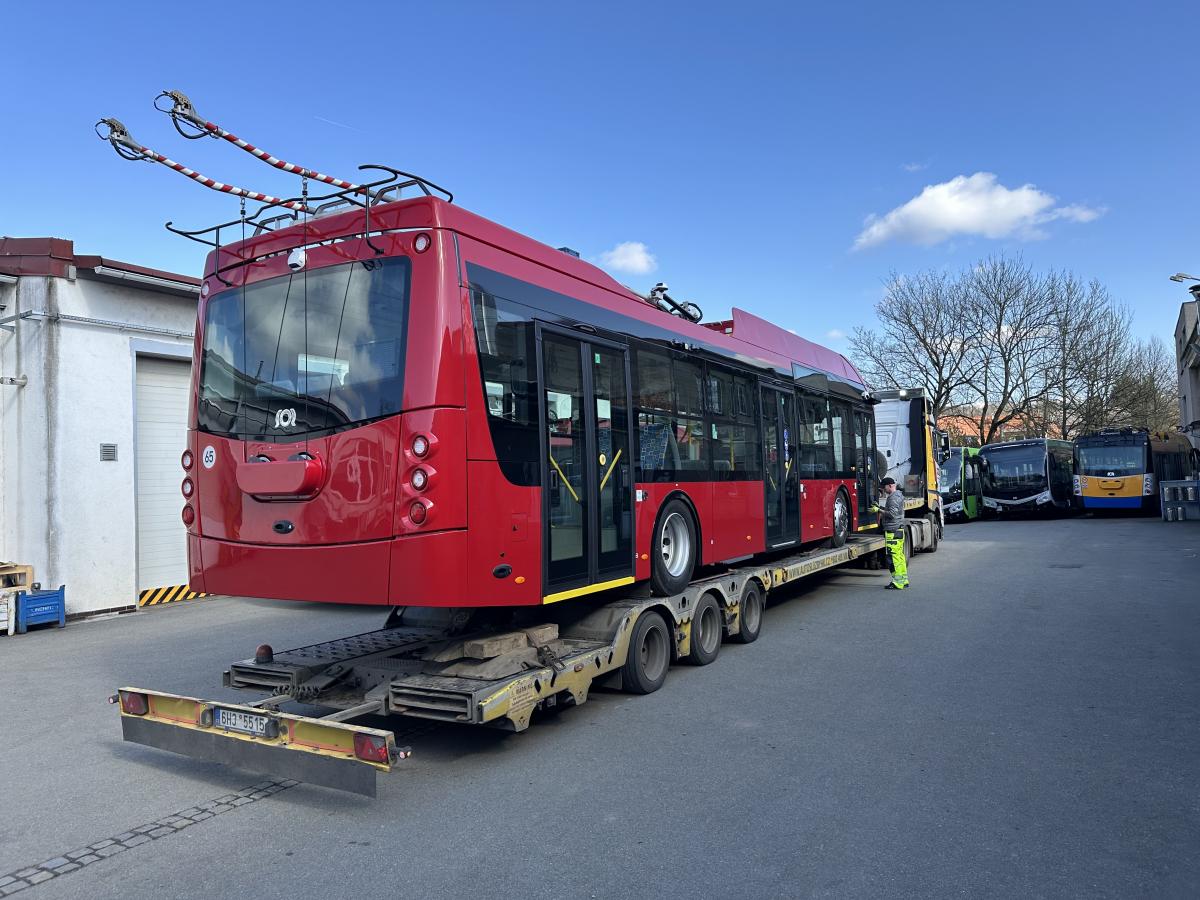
[829,490,850,548]
[685,593,722,665]
[621,611,671,694]
[651,498,697,596]
[904,525,914,561]
[732,580,763,644]
[925,513,939,552]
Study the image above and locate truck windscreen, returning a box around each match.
[198,257,410,442]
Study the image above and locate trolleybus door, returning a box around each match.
[762,386,800,547]
[855,410,878,527]
[538,329,634,596]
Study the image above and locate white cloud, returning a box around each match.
[596,241,657,275]
[901,162,927,172]
[853,172,1105,251]
[825,328,846,340]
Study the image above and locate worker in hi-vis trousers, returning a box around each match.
[873,476,909,590]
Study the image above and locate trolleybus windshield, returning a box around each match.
[1076,445,1146,477]
[198,257,410,441]
[983,445,1047,493]
[939,450,963,500]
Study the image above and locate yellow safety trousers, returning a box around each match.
[885,530,909,588]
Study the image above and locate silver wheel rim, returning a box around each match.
[640,621,668,680]
[660,512,691,578]
[697,602,720,654]
[743,590,761,634]
[834,495,849,537]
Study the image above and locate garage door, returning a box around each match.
[135,356,192,596]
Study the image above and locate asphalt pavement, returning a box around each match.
[1,516,1197,899]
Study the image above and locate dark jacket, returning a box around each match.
[881,490,906,533]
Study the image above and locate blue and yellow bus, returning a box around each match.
[1073,429,1196,511]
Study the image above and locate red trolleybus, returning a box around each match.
[183,184,877,608]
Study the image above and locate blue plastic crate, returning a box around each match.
[17,585,66,634]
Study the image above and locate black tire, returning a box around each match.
[685,593,722,665]
[651,498,697,596]
[904,524,914,561]
[829,489,850,548]
[620,611,671,694]
[732,580,763,644]
[925,512,939,553]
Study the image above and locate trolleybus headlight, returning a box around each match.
[413,233,431,253]
[411,468,428,491]
[181,477,194,498]
[409,501,428,525]
[182,505,195,526]
[119,690,149,716]
[353,732,391,763]
[412,435,429,458]
[181,450,194,470]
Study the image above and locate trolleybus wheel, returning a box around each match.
[829,490,850,548]
[621,611,671,694]
[731,580,763,644]
[651,498,697,596]
[685,593,722,666]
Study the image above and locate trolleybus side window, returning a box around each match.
[708,364,761,479]
[470,290,540,485]
[633,348,708,480]
[798,394,834,478]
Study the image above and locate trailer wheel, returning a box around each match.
[621,611,671,694]
[651,498,697,596]
[732,580,763,644]
[829,490,850,548]
[925,513,939,552]
[685,593,722,666]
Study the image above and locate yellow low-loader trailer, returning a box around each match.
[116,535,887,797]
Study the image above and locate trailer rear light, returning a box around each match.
[182,505,195,526]
[412,435,429,458]
[411,468,428,490]
[409,501,428,524]
[119,690,149,716]
[182,477,194,498]
[413,233,431,253]
[353,732,391,763]
[181,450,194,470]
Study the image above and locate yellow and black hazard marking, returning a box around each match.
[139,584,209,607]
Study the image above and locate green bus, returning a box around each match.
[940,446,984,521]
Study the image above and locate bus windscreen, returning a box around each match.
[1077,445,1145,477]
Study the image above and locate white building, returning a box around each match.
[1,238,201,617]
[1177,295,1200,453]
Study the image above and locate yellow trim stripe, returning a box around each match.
[543,576,635,605]
[138,584,210,607]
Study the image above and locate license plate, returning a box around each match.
[214,708,269,736]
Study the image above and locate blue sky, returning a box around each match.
[3,2,1196,346]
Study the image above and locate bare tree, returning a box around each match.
[1042,272,1132,439]
[1109,336,1178,432]
[960,255,1059,444]
[849,268,977,414]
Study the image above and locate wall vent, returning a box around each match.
[100,443,118,461]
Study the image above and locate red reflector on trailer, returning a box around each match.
[353,732,390,763]
[409,501,427,524]
[182,505,195,526]
[120,691,149,716]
